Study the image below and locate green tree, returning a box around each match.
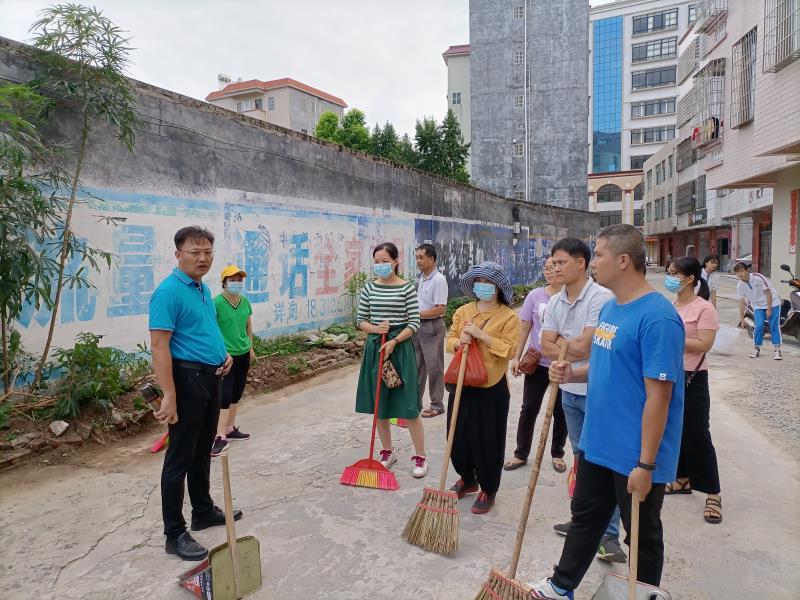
[439,108,470,183]
[29,4,143,388]
[0,83,65,392]
[314,110,339,141]
[334,108,370,152]
[414,117,443,174]
[393,133,418,165]
[372,121,400,159]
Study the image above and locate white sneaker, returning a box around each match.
[749,347,760,359]
[774,349,783,360]
[411,455,428,478]
[528,578,574,599]
[379,448,397,469]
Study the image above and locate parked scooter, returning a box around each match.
[741,264,800,342]
[778,263,800,342]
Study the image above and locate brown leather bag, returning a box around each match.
[518,347,542,375]
[382,360,403,388]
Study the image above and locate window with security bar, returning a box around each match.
[676,180,697,215]
[730,27,757,128]
[691,58,726,147]
[763,0,800,72]
[677,88,696,128]
[678,38,700,83]
[676,137,697,171]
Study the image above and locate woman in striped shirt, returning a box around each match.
[355,242,427,478]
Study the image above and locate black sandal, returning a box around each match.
[665,479,692,495]
[704,496,722,524]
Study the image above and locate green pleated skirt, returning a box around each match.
[355,326,420,419]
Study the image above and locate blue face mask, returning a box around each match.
[473,282,497,301]
[664,275,684,293]
[373,263,394,279]
[226,281,244,295]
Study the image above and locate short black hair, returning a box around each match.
[733,261,750,272]
[702,254,720,268]
[416,243,437,262]
[597,224,646,273]
[551,237,591,270]
[174,226,215,250]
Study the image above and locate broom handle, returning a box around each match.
[509,340,569,578]
[367,333,387,461]
[221,453,241,599]
[437,340,470,490]
[628,492,640,600]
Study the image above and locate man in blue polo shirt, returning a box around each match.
[149,226,241,561]
[526,225,685,600]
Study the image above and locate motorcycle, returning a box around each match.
[742,264,800,342]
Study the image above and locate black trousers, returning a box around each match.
[552,457,666,591]
[446,376,510,495]
[514,365,568,461]
[161,364,221,537]
[221,351,251,409]
[677,370,721,494]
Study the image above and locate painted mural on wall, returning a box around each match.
[14,186,569,353]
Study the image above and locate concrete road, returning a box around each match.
[1,272,798,599]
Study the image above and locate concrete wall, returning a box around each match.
[0,37,596,354]
[288,88,344,135]
[772,165,800,278]
[469,0,589,209]
[444,52,471,172]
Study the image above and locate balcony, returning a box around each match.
[690,59,726,148]
[694,0,728,33]
[677,38,700,84]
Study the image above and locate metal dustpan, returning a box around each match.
[179,453,263,600]
[592,494,671,600]
[592,573,672,600]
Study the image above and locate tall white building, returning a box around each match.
[589,0,693,174]
[442,44,471,172]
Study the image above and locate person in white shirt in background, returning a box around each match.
[734,262,783,360]
[413,244,449,418]
[701,255,721,307]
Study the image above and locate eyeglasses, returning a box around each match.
[182,250,214,259]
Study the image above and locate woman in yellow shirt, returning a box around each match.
[446,261,520,514]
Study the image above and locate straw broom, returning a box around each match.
[474,340,569,599]
[340,334,399,490]
[401,339,471,556]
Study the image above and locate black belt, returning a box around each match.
[421,317,444,321]
[173,359,223,375]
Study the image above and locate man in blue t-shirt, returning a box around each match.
[526,225,685,600]
[149,226,240,561]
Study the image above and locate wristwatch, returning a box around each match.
[637,461,656,471]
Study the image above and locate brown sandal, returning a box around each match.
[421,408,444,418]
[503,458,527,471]
[665,479,692,495]
[704,496,722,524]
[552,457,567,473]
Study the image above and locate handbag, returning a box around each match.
[381,358,403,389]
[685,353,706,388]
[444,311,492,387]
[518,347,542,375]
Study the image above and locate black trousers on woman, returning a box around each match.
[513,364,568,461]
[446,376,510,496]
[676,370,721,494]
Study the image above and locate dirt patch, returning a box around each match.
[0,342,363,473]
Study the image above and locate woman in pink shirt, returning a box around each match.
[504,257,568,473]
[664,256,722,524]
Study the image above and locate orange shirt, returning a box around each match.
[446,301,520,388]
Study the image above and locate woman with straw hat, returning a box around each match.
[446,261,520,514]
[211,265,255,457]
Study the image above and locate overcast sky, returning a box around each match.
[2,0,615,138]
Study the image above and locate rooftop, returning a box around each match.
[442,44,470,63]
[206,77,347,107]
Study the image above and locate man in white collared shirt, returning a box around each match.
[414,244,449,417]
[541,238,622,563]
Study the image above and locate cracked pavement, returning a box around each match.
[1,273,798,599]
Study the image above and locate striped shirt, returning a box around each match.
[357,280,421,332]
